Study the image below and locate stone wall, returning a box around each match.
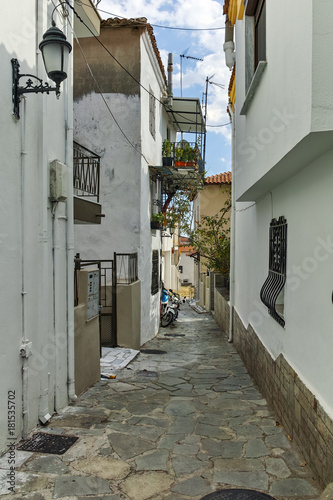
[232,309,333,488]
[214,286,230,334]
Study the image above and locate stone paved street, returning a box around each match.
[3,304,322,499]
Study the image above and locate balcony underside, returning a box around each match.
[74,196,103,224]
[150,165,202,195]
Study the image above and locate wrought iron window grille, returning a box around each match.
[151,250,159,295]
[116,253,138,284]
[260,216,287,327]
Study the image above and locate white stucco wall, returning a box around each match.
[234,0,333,201]
[179,253,195,285]
[74,27,169,345]
[234,152,333,418]
[0,2,74,453]
[232,0,333,419]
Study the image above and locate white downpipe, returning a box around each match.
[228,109,236,343]
[20,97,30,439]
[223,19,236,71]
[38,0,51,425]
[64,17,77,403]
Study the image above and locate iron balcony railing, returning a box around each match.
[116,253,138,284]
[73,141,100,202]
[162,141,204,172]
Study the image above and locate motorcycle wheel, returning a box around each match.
[161,311,174,327]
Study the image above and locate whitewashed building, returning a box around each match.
[0,1,99,454]
[73,18,205,345]
[224,0,333,486]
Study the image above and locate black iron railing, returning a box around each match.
[73,141,100,201]
[260,216,287,327]
[116,253,138,284]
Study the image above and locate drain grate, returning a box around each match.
[140,349,167,354]
[200,490,276,500]
[17,432,78,455]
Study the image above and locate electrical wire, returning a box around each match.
[67,0,210,129]
[74,0,225,30]
[206,122,231,128]
[69,17,150,163]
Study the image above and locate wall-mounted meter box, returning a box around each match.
[50,159,68,202]
[87,270,99,320]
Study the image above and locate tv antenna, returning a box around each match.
[180,48,203,97]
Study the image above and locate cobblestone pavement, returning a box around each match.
[2,304,322,500]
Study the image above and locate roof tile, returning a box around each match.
[204,172,232,185]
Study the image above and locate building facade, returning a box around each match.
[73,18,176,345]
[225,0,333,486]
[0,0,99,454]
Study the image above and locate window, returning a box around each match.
[260,216,287,327]
[179,265,183,274]
[149,86,156,139]
[151,250,159,295]
[254,0,266,71]
[244,0,267,96]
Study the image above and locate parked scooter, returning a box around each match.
[160,287,179,327]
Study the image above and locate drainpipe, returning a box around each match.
[167,53,173,107]
[19,97,32,439]
[228,109,236,343]
[64,16,77,403]
[37,0,51,425]
[223,18,236,70]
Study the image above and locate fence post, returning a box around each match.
[113,252,118,346]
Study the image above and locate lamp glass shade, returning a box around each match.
[39,25,72,85]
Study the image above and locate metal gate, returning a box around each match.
[74,254,117,349]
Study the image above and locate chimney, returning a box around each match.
[167,53,173,106]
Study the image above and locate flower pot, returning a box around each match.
[162,157,173,167]
[175,161,186,167]
[151,221,162,230]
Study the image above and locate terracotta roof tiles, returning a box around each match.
[204,172,232,185]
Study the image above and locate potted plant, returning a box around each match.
[174,147,185,167]
[150,212,164,230]
[162,140,173,167]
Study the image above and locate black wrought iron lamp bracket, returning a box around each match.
[12,58,60,120]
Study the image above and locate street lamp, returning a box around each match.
[12,21,72,120]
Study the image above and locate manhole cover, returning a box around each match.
[164,333,185,337]
[140,349,167,354]
[137,370,158,377]
[200,491,276,500]
[17,432,78,455]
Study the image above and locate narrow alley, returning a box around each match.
[2,305,321,500]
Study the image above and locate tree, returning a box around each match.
[189,190,231,275]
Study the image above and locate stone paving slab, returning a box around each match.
[5,304,322,500]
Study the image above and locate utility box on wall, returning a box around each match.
[50,159,68,202]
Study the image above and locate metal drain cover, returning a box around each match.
[140,349,167,354]
[200,490,275,500]
[17,432,78,455]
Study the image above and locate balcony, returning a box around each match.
[151,140,204,197]
[73,141,104,224]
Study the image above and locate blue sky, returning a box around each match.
[97,0,232,176]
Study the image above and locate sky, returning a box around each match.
[96,0,232,177]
